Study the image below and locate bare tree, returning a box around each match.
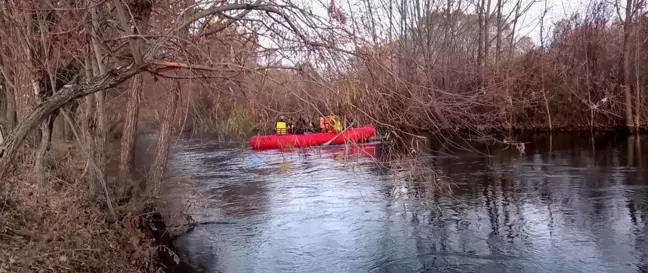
[622,0,636,129]
[115,0,152,192]
[147,0,191,193]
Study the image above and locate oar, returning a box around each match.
[322,120,357,146]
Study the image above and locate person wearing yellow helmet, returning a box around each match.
[276,115,287,135]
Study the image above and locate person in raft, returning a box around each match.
[319,115,343,133]
[318,116,329,133]
[292,116,308,134]
[276,116,316,135]
[286,117,294,134]
[330,116,343,133]
[307,118,317,132]
[276,116,288,135]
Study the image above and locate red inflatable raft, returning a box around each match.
[250,126,376,150]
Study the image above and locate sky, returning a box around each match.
[521,0,589,44]
[247,0,595,66]
[308,0,591,44]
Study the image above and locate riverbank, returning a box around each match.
[0,140,195,273]
[0,172,195,273]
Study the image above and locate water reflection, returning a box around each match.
[167,134,648,273]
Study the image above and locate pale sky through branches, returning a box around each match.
[522,0,589,43]
[245,0,592,67]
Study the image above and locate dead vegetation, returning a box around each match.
[1,0,648,272]
[0,0,355,272]
[151,0,648,140]
[0,149,162,273]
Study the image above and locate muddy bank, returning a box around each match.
[137,206,196,273]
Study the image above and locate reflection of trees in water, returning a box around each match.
[173,134,648,271]
[381,133,648,266]
[210,181,271,219]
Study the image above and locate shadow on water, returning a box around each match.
[164,133,648,273]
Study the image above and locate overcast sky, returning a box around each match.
[307,0,592,44]
[251,0,597,66]
[521,0,590,43]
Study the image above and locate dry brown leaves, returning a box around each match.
[0,152,164,273]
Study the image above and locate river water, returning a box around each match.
[166,133,648,273]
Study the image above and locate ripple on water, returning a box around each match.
[168,137,648,273]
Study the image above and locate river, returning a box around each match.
[164,133,648,273]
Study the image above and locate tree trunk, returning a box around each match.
[94,89,107,191]
[508,1,521,58]
[89,55,107,199]
[34,22,47,185]
[495,0,502,64]
[35,118,51,184]
[444,0,452,92]
[623,0,635,129]
[483,0,492,63]
[0,56,17,131]
[90,3,108,197]
[82,56,97,199]
[364,0,378,44]
[36,9,59,185]
[118,74,143,188]
[0,26,16,130]
[0,84,5,119]
[0,63,144,179]
[5,84,16,133]
[115,0,151,190]
[12,6,40,148]
[634,4,642,129]
[477,0,484,66]
[147,80,179,194]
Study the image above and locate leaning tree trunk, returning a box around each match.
[147,80,179,194]
[116,0,152,191]
[0,63,143,179]
[118,74,142,188]
[147,0,188,195]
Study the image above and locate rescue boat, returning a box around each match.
[249,126,376,150]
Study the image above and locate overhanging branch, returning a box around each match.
[147,2,320,61]
[0,63,146,178]
[150,59,300,73]
[199,0,263,37]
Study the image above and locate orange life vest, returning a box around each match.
[326,116,337,133]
